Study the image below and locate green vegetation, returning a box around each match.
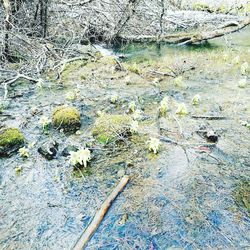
[92,114,132,143]
[234,181,250,216]
[52,106,81,132]
[0,128,25,156]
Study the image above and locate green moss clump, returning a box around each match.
[0,128,25,156]
[92,114,132,143]
[234,181,250,216]
[52,106,81,132]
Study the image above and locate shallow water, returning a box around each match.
[0,27,250,250]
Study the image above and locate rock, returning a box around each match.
[61,145,78,157]
[205,130,218,143]
[38,141,59,160]
[92,114,132,143]
[52,106,81,132]
[0,128,25,157]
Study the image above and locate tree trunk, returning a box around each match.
[2,0,11,60]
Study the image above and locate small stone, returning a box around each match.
[38,141,59,160]
[205,130,218,143]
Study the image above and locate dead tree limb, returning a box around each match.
[2,74,40,99]
[117,17,250,44]
[73,175,129,250]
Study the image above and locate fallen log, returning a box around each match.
[117,17,250,45]
[72,175,129,250]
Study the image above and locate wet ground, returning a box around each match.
[0,27,250,250]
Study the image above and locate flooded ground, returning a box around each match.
[0,27,250,250]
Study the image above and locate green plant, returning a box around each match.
[39,116,51,132]
[176,103,188,115]
[159,97,168,116]
[174,76,183,86]
[191,94,201,105]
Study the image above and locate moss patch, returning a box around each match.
[52,106,81,132]
[0,128,25,156]
[234,181,250,216]
[92,114,132,144]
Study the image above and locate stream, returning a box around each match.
[0,27,250,250]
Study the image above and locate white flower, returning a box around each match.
[174,76,183,86]
[69,148,91,168]
[159,97,168,115]
[176,103,188,115]
[191,94,201,105]
[148,138,160,154]
[130,120,139,133]
[39,116,50,129]
[132,109,142,120]
[110,94,118,104]
[232,56,240,65]
[19,147,29,158]
[238,79,247,88]
[240,62,249,75]
[65,91,76,101]
[128,101,136,113]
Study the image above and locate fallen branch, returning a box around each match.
[191,115,228,120]
[118,17,250,45]
[2,74,40,99]
[72,175,129,250]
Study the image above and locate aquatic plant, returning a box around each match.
[127,63,140,74]
[130,120,139,133]
[176,103,188,115]
[232,56,240,65]
[15,166,23,175]
[174,76,183,86]
[110,94,118,104]
[240,62,249,75]
[191,94,201,105]
[132,109,142,120]
[96,110,105,117]
[159,97,168,116]
[148,137,160,154]
[238,79,247,88]
[39,116,51,132]
[65,91,76,101]
[128,101,136,113]
[19,147,29,158]
[69,148,91,168]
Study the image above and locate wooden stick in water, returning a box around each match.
[72,175,129,250]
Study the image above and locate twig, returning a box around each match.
[191,115,227,120]
[72,175,129,250]
[2,73,39,99]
